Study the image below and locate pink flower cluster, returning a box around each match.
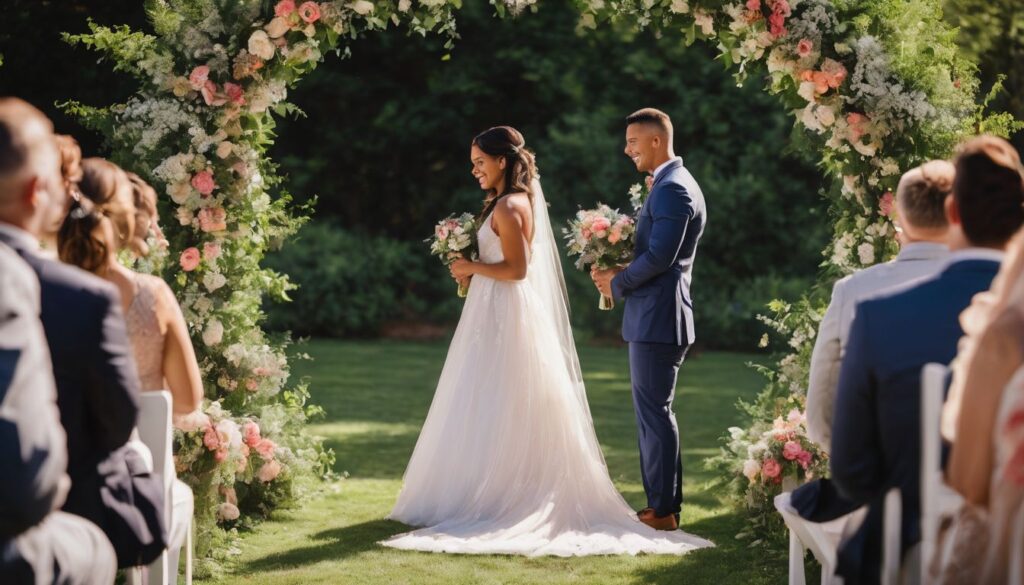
[275,0,322,23]
[188,66,246,107]
[435,217,462,241]
[198,207,227,233]
[800,58,848,96]
[242,421,282,483]
[576,209,633,245]
[748,0,791,37]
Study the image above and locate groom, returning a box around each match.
[592,108,706,531]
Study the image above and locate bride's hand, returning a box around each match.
[450,258,476,280]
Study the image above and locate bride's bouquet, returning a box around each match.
[427,212,478,298]
[563,204,636,310]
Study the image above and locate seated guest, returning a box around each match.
[935,143,1024,584]
[806,161,952,451]
[830,135,1024,584]
[0,130,115,583]
[60,158,201,576]
[36,134,83,258]
[0,99,158,566]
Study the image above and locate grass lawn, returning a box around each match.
[201,339,785,584]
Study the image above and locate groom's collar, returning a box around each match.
[652,157,683,186]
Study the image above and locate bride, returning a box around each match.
[382,126,712,556]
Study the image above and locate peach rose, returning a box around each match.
[846,113,869,141]
[782,440,803,461]
[201,80,227,107]
[591,217,611,235]
[266,16,291,39]
[821,58,847,89]
[180,247,201,272]
[198,207,227,233]
[188,65,210,91]
[258,460,282,483]
[243,421,261,447]
[298,1,321,23]
[223,82,245,105]
[255,438,276,460]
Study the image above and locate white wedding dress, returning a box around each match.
[382,181,713,557]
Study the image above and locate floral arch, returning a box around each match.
[63,0,1012,567]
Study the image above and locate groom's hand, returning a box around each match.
[590,267,623,298]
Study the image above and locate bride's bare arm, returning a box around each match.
[451,196,531,282]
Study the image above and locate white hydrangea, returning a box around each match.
[857,241,875,265]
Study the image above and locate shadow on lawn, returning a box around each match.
[240,519,408,574]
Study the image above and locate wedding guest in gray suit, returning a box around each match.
[0,242,116,584]
[805,160,953,451]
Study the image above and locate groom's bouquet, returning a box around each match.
[427,212,478,298]
[563,204,635,310]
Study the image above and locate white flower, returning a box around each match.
[204,272,228,292]
[216,141,234,159]
[194,296,213,314]
[265,16,290,39]
[797,81,817,103]
[693,9,714,36]
[176,207,195,226]
[168,181,194,204]
[203,319,224,346]
[398,0,411,11]
[248,30,275,61]
[815,104,836,127]
[876,157,900,176]
[669,0,689,14]
[800,104,824,134]
[857,241,875,265]
[742,459,760,482]
[349,0,374,15]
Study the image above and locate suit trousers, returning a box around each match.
[629,342,687,517]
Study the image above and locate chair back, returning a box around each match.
[136,390,174,584]
[920,363,947,574]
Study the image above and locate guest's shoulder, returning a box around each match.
[33,256,119,306]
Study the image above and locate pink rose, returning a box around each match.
[762,458,782,479]
[782,440,803,461]
[608,228,622,244]
[255,438,276,460]
[591,217,611,235]
[246,379,259,392]
[745,0,761,11]
[275,0,296,17]
[180,247,201,272]
[797,450,813,469]
[214,449,228,463]
[879,192,895,217]
[298,1,321,23]
[201,80,227,107]
[191,170,216,196]
[797,38,813,57]
[847,113,869,141]
[821,58,847,89]
[203,424,220,451]
[223,82,245,105]
[188,65,210,91]
[198,207,227,233]
[242,421,261,448]
[772,0,791,17]
[768,11,786,37]
[203,242,222,261]
[257,459,282,483]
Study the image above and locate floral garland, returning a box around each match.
[62,0,458,573]
[60,0,1015,566]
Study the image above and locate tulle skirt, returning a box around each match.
[382,274,713,556]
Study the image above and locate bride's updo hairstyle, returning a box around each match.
[59,158,136,274]
[473,126,537,218]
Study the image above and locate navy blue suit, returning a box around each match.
[0,230,140,530]
[611,158,706,517]
[830,255,1000,584]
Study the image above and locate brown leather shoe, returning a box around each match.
[639,511,678,531]
[637,508,655,520]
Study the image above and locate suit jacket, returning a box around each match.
[611,158,706,346]
[0,242,70,540]
[0,227,140,527]
[806,243,949,450]
[830,251,1002,584]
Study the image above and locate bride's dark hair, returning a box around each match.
[472,126,537,220]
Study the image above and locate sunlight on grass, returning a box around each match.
[201,340,785,584]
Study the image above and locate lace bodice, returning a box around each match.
[478,212,504,263]
[125,273,167,391]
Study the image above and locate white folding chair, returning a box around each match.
[881,487,902,585]
[775,492,848,585]
[127,391,193,585]
[919,363,964,582]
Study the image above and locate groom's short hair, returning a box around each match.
[626,108,673,138]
